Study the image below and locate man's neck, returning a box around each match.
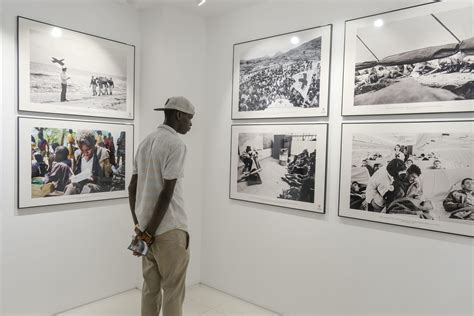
[163,121,179,133]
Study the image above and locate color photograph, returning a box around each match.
[19,117,134,208]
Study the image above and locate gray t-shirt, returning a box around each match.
[133,124,187,235]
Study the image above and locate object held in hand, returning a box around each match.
[134,225,154,246]
[128,236,149,256]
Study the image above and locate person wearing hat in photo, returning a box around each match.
[128,96,194,316]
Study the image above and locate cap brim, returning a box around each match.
[153,108,166,111]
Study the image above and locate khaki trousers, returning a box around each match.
[141,229,190,316]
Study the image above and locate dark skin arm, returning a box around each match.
[145,178,177,235]
[128,174,177,237]
[128,174,139,226]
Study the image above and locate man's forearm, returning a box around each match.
[128,175,138,226]
[145,190,173,235]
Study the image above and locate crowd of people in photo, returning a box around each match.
[89,76,115,97]
[280,149,316,203]
[354,51,474,94]
[31,128,126,197]
[239,59,321,111]
[350,144,473,220]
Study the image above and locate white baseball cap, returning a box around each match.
[154,96,195,115]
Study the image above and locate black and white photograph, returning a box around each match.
[18,17,135,119]
[342,2,474,116]
[232,25,331,119]
[339,121,474,237]
[18,117,134,208]
[230,124,327,213]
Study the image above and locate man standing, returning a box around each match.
[60,67,70,102]
[128,96,194,316]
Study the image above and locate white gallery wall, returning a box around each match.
[0,0,4,311]
[137,4,207,288]
[201,1,474,315]
[1,1,206,314]
[1,2,141,314]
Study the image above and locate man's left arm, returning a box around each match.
[128,174,139,226]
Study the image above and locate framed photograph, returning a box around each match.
[342,2,474,116]
[232,25,332,119]
[339,121,474,237]
[18,17,135,120]
[18,117,134,208]
[230,124,328,213]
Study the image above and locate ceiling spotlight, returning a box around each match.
[51,27,62,38]
[373,19,384,27]
[290,36,300,45]
[197,0,206,6]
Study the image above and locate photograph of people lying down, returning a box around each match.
[349,131,473,223]
[30,127,127,198]
[231,124,327,213]
[352,5,473,106]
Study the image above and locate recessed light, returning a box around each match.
[51,27,62,38]
[374,19,384,27]
[291,36,300,45]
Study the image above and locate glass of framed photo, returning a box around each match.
[230,123,328,213]
[232,25,332,119]
[339,121,474,237]
[18,16,135,119]
[342,2,473,116]
[18,117,134,208]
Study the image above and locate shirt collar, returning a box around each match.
[158,124,178,136]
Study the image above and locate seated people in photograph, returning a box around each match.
[443,178,474,220]
[64,130,113,195]
[240,146,255,173]
[386,164,434,219]
[280,150,316,203]
[428,159,444,170]
[240,146,261,174]
[31,151,48,178]
[350,181,366,210]
[43,146,74,194]
[364,158,406,212]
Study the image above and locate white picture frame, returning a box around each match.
[339,121,474,237]
[19,116,134,208]
[232,25,332,119]
[18,17,135,120]
[230,123,328,213]
[342,2,473,116]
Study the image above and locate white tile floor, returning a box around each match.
[57,284,278,316]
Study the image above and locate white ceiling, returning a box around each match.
[3,0,441,18]
[127,0,270,17]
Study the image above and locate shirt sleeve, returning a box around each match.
[132,144,139,175]
[163,143,186,180]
